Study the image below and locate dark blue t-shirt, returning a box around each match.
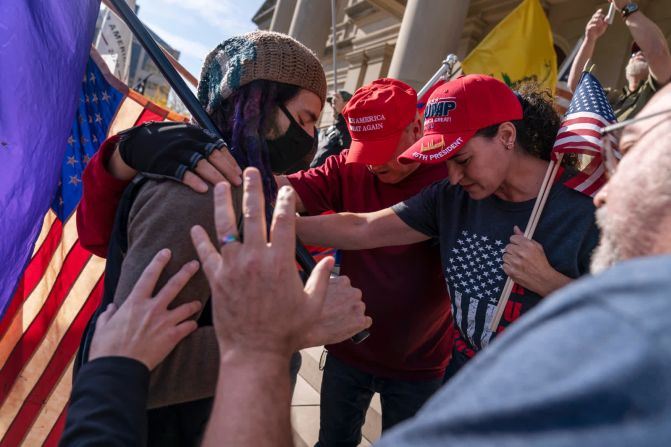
[392,175,599,362]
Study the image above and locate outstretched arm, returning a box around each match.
[77,123,243,258]
[275,175,306,213]
[296,208,430,250]
[77,136,132,258]
[568,8,608,92]
[611,0,671,86]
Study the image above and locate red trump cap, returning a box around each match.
[343,78,417,165]
[398,74,523,164]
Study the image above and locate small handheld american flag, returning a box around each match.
[552,71,618,197]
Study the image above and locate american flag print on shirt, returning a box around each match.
[552,72,618,197]
[444,230,507,350]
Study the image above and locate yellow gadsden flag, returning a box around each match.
[462,0,557,93]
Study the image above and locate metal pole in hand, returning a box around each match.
[106,0,218,132]
[417,54,459,100]
[328,0,368,344]
[605,3,616,24]
[295,239,369,343]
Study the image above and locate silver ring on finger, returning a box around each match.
[220,234,240,247]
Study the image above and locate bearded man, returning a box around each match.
[567,0,671,120]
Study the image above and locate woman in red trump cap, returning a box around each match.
[297,74,599,377]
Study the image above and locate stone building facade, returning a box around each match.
[253,0,671,126]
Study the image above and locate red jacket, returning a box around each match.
[77,135,129,258]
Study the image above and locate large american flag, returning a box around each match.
[552,72,617,197]
[0,50,188,446]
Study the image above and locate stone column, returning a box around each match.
[269,0,297,34]
[388,0,471,91]
[288,0,332,56]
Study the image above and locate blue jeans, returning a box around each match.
[316,354,443,447]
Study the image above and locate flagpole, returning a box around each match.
[326,2,371,343]
[488,153,563,331]
[605,3,617,24]
[417,54,459,100]
[105,0,217,130]
[489,35,593,331]
[104,0,324,304]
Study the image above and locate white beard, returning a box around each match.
[590,206,622,274]
[626,60,649,82]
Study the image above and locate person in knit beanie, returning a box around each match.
[72,31,367,447]
[84,30,327,222]
[198,31,326,113]
[197,30,327,207]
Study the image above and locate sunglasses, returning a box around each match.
[599,108,671,178]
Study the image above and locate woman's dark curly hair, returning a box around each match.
[475,83,578,168]
[209,79,300,217]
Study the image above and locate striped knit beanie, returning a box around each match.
[197,30,327,113]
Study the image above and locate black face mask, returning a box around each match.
[267,104,317,173]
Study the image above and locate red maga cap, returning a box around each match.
[343,78,417,165]
[398,74,523,164]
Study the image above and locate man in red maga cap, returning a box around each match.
[567,1,671,120]
[75,76,454,446]
[297,74,599,380]
[279,78,453,445]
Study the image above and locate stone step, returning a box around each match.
[291,347,381,446]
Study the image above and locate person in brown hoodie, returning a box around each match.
[76,30,370,447]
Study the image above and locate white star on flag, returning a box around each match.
[445,230,508,350]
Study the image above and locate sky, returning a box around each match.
[135,0,266,79]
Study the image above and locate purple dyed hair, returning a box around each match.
[210,79,300,219]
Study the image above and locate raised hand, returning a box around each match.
[109,121,243,191]
[300,274,372,349]
[585,8,609,41]
[191,169,339,357]
[89,249,202,370]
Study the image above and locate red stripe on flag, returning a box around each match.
[582,177,606,197]
[0,277,103,447]
[136,108,165,125]
[564,172,589,189]
[553,141,602,154]
[0,219,63,338]
[0,243,91,406]
[563,157,606,197]
[556,128,603,139]
[556,90,572,101]
[564,172,606,197]
[42,404,68,447]
[560,116,610,128]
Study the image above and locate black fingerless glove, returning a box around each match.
[117,121,227,181]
